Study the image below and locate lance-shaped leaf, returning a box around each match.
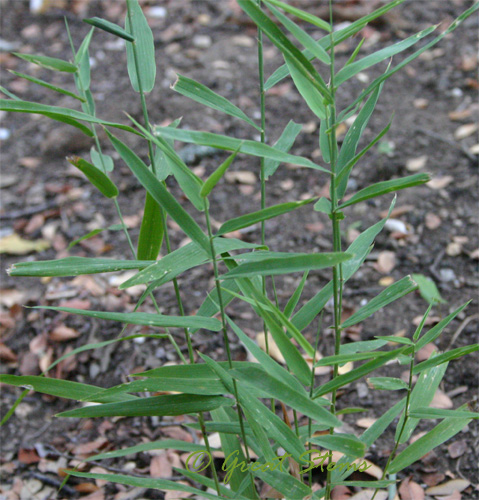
[339,3,479,120]
[137,193,164,260]
[396,359,448,444]
[107,131,210,254]
[309,434,366,458]
[265,3,330,64]
[230,365,341,427]
[411,273,445,304]
[13,52,77,72]
[341,276,418,328]
[67,156,118,198]
[58,393,233,418]
[154,125,328,172]
[413,345,479,375]
[8,71,84,101]
[201,149,240,197]
[121,238,262,289]
[313,347,405,398]
[68,224,122,250]
[172,74,260,131]
[0,375,135,403]
[83,17,134,41]
[264,0,330,31]
[264,120,303,179]
[0,99,139,135]
[368,377,408,391]
[284,271,308,318]
[7,257,153,277]
[218,198,314,236]
[389,410,472,474]
[75,27,94,90]
[335,26,436,85]
[222,252,352,279]
[90,147,114,172]
[409,408,479,420]
[264,0,406,90]
[125,0,156,92]
[238,0,331,102]
[339,174,430,209]
[315,351,389,367]
[292,197,397,331]
[38,306,222,331]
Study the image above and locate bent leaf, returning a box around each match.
[13,52,77,72]
[83,17,134,41]
[67,156,118,198]
[8,71,84,101]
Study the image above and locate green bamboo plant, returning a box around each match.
[2,1,478,499]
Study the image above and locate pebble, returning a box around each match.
[439,268,456,282]
[0,128,11,140]
[192,35,212,49]
[356,382,369,398]
[147,6,167,18]
[385,218,408,234]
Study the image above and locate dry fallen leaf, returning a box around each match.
[50,325,81,342]
[379,276,395,287]
[406,155,428,172]
[427,176,453,190]
[225,170,256,185]
[165,482,193,500]
[0,233,50,255]
[431,389,453,409]
[448,439,467,459]
[331,484,352,500]
[421,471,445,487]
[425,213,442,230]
[349,490,388,500]
[256,332,285,364]
[413,98,429,109]
[338,361,354,375]
[425,479,470,496]
[150,453,173,478]
[356,417,377,429]
[374,251,396,274]
[0,343,18,362]
[399,477,425,500]
[454,123,478,140]
[416,343,437,362]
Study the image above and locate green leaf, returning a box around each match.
[106,130,211,254]
[0,99,140,136]
[58,393,233,418]
[341,276,418,328]
[201,149,240,197]
[336,83,384,198]
[222,252,352,279]
[292,198,397,331]
[412,273,445,304]
[0,375,135,404]
[8,71,84,102]
[83,17,134,41]
[409,408,479,420]
[335,26,436,86]
[284,271,308,318]
[340,339,388,355]
[314,197,332,214]
[121,238,262,289]
[154,125,328,172]
[13,52,77,72]
[374,335,414,345]
[285,53,326,119]
[256,468,312,499]
[172,74,260,131]
[263,0,330,31]
[397,359,448,444]
[67,156,118,198]
[137,193,164,260]
[90,146,114,172]
[75,27,94,90]
[368,377,408,391]
[67,224,122,250]
[265,0,406,91]
[238,0,331,103]
[339,174,430,209]
[413,345,479,375]
[309,434,366,458]
[315,351,389,367]
[66,471,228,500]
[89,439,215,462]
[230,365,341,427]
[226,316,307,394]
[264,120,303,179]
[127,117,206,211]
[125,0,156,93]
[0,86,20,100]
[360,398,406,448]
[265,3,330,64]
[313,348,405,398]
[389,409,472,473]
[416,302,470,350]
[38,306,222,331]
[218,198,314,236]
[7,257,153,277]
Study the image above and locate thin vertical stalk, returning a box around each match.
[325,1,344,498]
[125,5,222,494]
[205,203,258,498]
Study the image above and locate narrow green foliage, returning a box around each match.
[13,52,77,72]
[67,156,119,198]
[137,194,164,260]
[83,17,134,41]
[201,149,240,197]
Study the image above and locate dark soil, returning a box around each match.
[1,1,478,499]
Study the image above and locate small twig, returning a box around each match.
[446,313,479,350]
[29,471,78,497]
[415,128,476,162]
